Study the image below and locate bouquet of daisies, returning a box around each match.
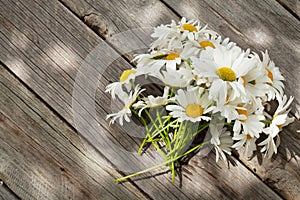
[106,18,294,183]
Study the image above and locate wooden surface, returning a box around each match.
[0,0,299,199]
[277,0,300,19]
[0,65,146,199]
[0,181,19,200]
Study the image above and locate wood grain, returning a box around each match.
[239,121,300,200]
[276,0,300,19]
[0,0,291,199]
[162,0,300,199]
[0,181,20,200]
[0,65,147,199]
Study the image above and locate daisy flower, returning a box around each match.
[166,88,214,122]
[181,38,216,59]
[210,126,233,162]
[150,17,216,51]
[105,68,139,99]
[178,17,201,41]
[134,50,183,75]
[133,86,170,116]
[233,104,265,138]
[181,35,235,59]
[232,132,257,158]
[158,67,194,88]
[192,45,257,106]
[260,50,285,100]
[259,95,294,157]
[150,17,200,50]
[133,53,166,76]
[213,88,246,122]
[150,20,182,51]
[163,52,182,71]
[241,55,270,101]
[106,85,145,125]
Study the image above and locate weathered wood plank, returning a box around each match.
[0,0,182,199]
[276,0,300,19]
[162,0,300,199]
[0,181,20,200]
[59,0,178,39]
[239,121,300,200]
[0,65,147,199]
[0,0,284,199]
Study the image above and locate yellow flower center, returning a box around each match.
[273,114,283,129]
[216,67,236,82]
[241,76,247,87]
[277,124,283,129]
[120,69,136,82]
[182,24,197,32]
[185,104,203,118]
[266,68,273,82]
[165,53,180,60]
[246,134,252,140]
[199,41,215,49]
[236,107,248,122]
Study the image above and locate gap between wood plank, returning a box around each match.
[0,179,21,200]
[0,60,153,200]
[2,0,142,162]
[0,62,151,199]
[57,0,132,66]
[275,0,300,21]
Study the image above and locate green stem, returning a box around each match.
[115,141,210,183]
[260,120,272,125]
[156,109,171,149]
[194,122,210,136]
[147,119,178,141]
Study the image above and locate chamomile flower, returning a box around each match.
[258,134,280,159]
[233,105,265,138]
[210,126,233,162]
[150,17,216,51]
[181,35,235,59]
[166,88,214,122]
[241,57,270,101]
[150,20,182,51]
[181,38,216,59]
[158,67,194,88]
[134,50,183,75]
[106,85,145,125]
[232,132,257,158]
[265,95,294,137]
[217,37,236,50]
[163,52,182,71]
[192,45,257,106]
[105,68,139,99]
[259,95,294,157]
[134,53,165,76]
[178,17,200,38]
[260,50,285,100]
[133,86,170,116]
[215,95,244,122]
